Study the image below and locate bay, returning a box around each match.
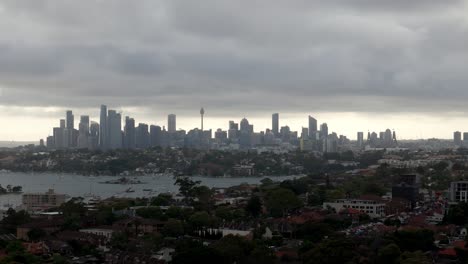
[0,172,302,208]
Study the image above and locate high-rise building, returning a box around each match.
[65,111,76,148]
[228,121,239,140]
[53,127,63,149]
[99,105,108,149]
[150,125,162,147]
[60,119,65,129]
[107,110,122,149]
[463,132,468,142]
[136,123,150,149]
[301,127,309,139]
[214,129,228,144]
[454,131,462,146]
[357,132,364,147]
[272,113,279,136]
[384,129,393,147]
[308,116,317,137]
[89,122,99,149]
[168,114,176,133]
[66,110,74,130]
[46,136,54,149]
[77,115,90,149]
[320,123,328,139]
[124,117,136,149]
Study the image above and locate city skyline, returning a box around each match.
[45,105,403,152]
[1,2,468,140]
[0,106,466,141]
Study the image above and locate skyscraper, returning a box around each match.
[89,122,100,149]
[308,116,317,137]
[357,132,364,147]
[99,105,108,149]
[168,114,176,133]
[124,116,136,149]
[301,127,309,139]
[150,125,162,147]
[320,123,328,139]
[77,115,90,149]
[107,110,122,149]
[272,113,279,136]
[136,123,149,149]
[454,131,462,146]
[66,110,74,130]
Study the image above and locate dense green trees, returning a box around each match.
[301,237,358,264]
[245,195,262,217]
[264,188,302,217]
[1,209,31,233]
[162,219,184,237]
[171,236,275,264]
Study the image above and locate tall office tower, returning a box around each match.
[384,129,393,147]
[463,132,468,143]
[65,111,75,148]
[150,125,162,147]
[229,121,239,130]
[454,131,462,146]
[320,123,328,139]
[214,129,228,143]
[77,115,90,149]
[239,118,252,148]
[168,114,176,133]
[228,121,239,140]
[107,110,122,149]
[272,113,279,136]
[136,123,150,149]
[379,132,385,143]
[124,116,136,149]
[280,126,291,142]
[89,122,100,149]
[53,127,63,149]
[357,132,364,147]
[308,116,318,137]
[60,119,66,129]
[66,110,74,129]
[240,118,251,132]
[200,108,205,131]
[46,136,54,149]
[301,127,309,139]
[99,105,108,149]
[79,116,90,131]
[320,123,328,152]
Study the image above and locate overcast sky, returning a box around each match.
[1,0,468,141]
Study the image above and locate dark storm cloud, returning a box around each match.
[0,0,467,117]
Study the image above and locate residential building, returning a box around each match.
[323,199,386,218]
[22,189,67,211]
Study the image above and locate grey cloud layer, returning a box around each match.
[0,0,467,117]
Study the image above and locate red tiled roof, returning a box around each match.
[453,240,467,249]
[439,248,457,257]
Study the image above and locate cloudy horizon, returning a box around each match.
[1,1,468,141]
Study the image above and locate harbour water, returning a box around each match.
[0,172,301,208]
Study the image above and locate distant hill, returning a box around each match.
[0,141,37,148]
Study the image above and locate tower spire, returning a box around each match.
[200,107,205,131]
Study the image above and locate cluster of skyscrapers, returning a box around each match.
[359,129,398,149]
[453,131,468,147]
[44,106,397,152]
